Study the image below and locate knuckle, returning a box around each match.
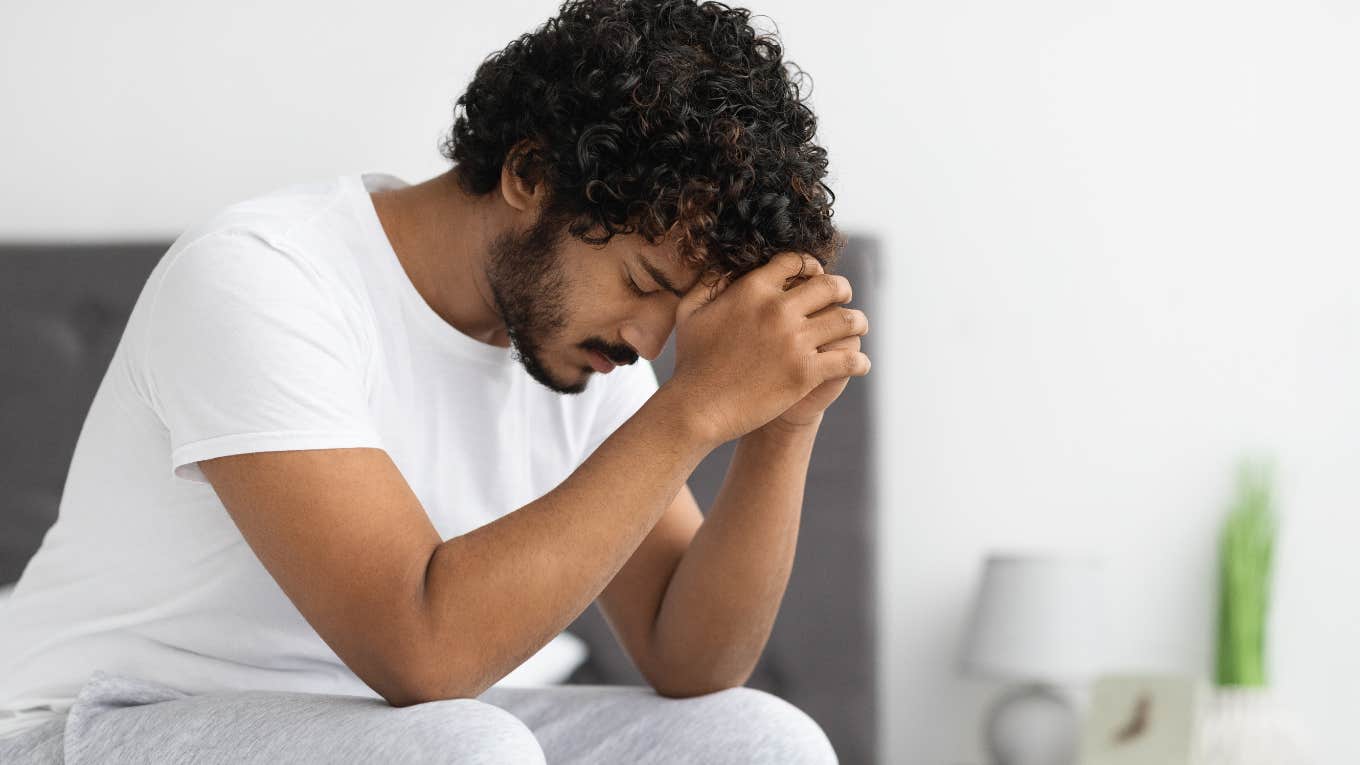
[842,353,859,376]
[833,275,853,302]
[817,275,838,299]
[783,251,821,275]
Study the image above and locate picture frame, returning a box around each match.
[1077,674,1205,765]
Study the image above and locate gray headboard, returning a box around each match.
[0,238,879,764]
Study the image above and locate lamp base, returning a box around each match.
[984,682,1078,765]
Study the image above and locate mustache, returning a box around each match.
[580,337,638,367]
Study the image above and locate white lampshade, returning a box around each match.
[960,553,1106,682]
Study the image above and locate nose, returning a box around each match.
[620,305,675,362]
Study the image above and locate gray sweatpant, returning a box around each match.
[0,670,838,763]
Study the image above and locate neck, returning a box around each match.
[370,169,511,348]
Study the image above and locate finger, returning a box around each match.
[676,268,730,323]
[816,333,861,354]
[756,251,824,292]
[805,306,869,348]
[813,348,871,381]
[785,273,853,318]
[783,253,824,291]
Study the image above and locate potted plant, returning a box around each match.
[1196,460,1313,764]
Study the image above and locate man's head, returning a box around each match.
[443,0,841,394]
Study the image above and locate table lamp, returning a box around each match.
[960,553,1106,765]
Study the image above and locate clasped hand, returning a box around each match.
[668,251,871,445]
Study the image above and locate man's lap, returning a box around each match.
[480,682,837,764]
[0,670,836,764]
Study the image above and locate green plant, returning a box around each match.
[1214,459,1277,687]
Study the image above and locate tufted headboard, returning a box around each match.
[0,238,879,763]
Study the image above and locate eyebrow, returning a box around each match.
[637,255,688,298]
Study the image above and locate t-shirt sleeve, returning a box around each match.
[140,232,384,484]
[578,357,661,462]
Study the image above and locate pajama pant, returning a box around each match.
[0,670,838,763]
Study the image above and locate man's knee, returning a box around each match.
[671,687,838,764]
[388,697,545,765]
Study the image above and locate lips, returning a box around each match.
[587,349,616,373]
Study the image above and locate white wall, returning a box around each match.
[3,1,1357,762]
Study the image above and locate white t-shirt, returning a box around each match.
[0,173,659,740]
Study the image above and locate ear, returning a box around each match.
[499,139,547,214]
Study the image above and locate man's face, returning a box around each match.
[484,213,703,394]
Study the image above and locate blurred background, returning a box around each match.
[2,0,1357,763]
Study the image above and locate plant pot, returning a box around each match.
[1195,686,1314,765]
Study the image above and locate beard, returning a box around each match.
[484,212,637,394]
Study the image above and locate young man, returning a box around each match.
[0,0,869,761]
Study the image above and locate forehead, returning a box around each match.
[598,230,703,281]
[638,240,707,292]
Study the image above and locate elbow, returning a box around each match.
[640,637,757,698]
[643,661,752,699]
[381,547,493,706]
[650,676,748,699]
[380,685,440,709]
[379,642,492,707]
[382,664,487,707]
[383,685,478,708]
[372,656,446,707]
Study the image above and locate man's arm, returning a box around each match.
[596,267,865,696]
[202,381,715,706]
[595,418,819,697]
[200,252,867,706]
[412,383,718,699]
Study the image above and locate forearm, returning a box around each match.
[410,383,715,701]
[647,417,820,695]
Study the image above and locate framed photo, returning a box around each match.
[1078,674,1205,765]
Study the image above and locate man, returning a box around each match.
[0,0,869,761]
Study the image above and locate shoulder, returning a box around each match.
[133,178,379,369]
[175,176,350,246]
[147,176,369,318]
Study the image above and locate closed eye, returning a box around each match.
[625,272,652,297]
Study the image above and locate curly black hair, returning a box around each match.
[440,0,842,282]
